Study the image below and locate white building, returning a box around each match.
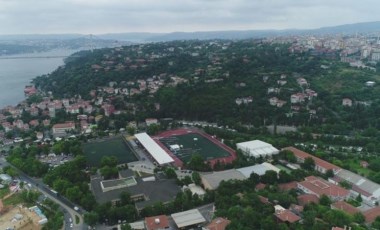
[236,140,279,158]
[135,133,174,165]
[52,122,75,137]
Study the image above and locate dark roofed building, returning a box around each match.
[90,175,181,210]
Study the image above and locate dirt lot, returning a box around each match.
[0,205,41,230]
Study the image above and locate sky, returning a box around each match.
[0,0,379,35]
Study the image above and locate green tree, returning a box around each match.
[319,194,331,206]
[84,211,99,226]
[356,193,362,203]
[192,172,201,185]
[186,153,210,171]
[260,170,278,184]
[302,157,315,171]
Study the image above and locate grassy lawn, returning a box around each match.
[0,187,10,199]
[160,133,230,163]
[275,164,292,174]
[346,160,371,177]
[75,215,80,224]
[3,193,24,206]
[83,137,137,166]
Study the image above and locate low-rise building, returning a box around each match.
[297,176,349,201]
[331,201,359,215]
[274,205,301,223]
[145,215,170,230]
[283,147,341,174]
[237,140,279,158]
[204,217,231,230]
[52,122,75,137]
[171,209,206,229]
[330,169,380,206]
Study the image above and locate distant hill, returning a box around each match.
[1,21,380,44]
[96,21,380,42]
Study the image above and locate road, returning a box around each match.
[0,157,87,230]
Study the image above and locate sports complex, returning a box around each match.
[83,136,138,166]
[154,128,236,168]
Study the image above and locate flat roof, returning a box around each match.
[171,209,206,228]
[236,140,279,157]
[237,162,280,177]
[135,133,174,165]
[201,169,246,190]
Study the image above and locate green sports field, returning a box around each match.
[83,137,137,166]
[160,133,230,163]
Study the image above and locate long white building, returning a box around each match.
[135,133,174,165]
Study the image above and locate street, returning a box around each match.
[0,156,87,230]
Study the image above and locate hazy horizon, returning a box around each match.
[1,0,380,35]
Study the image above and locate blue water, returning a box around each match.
[0,49,77,108]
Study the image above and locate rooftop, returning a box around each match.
[236,140,279,157]
[297,194,319,206]
[331,201,359,215]
[275,209,301,223]
[363,206,380,223]
[333,169,380,198]
[145,215,169,230]
[284,146,341,172]
[135,133,174,165]
[171,209,206,228]
[236,162,280,177]
[91,175,180,209]
[205,217,231,230]
[200,169,246,190]
[298,176,349,198]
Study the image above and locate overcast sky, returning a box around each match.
[0,0,379,35]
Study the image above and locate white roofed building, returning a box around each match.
[135,133,174,166]
[236,140,279,158]
[171,209,206,229]
[330,169,380,206]
[237,162,280,177]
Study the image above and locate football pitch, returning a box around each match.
[159,133,231,163]
[83,137,137,166]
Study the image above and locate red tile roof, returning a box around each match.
[206,217,231,230]
[258,195,271,205]
[363,206,380,223]
[283,147,340,172]
[275,209,301,223]
[331,201,359,215]
[279,181,298,191]
[145,215,169,230]
[52,122,75,129]
[298,176,349,199]
[255,183,266,190]
[297,194,319,206]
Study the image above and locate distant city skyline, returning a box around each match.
[0,0,379,35]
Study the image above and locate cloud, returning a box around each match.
[0,0,379,34]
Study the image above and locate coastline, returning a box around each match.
[0,49,78,109]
